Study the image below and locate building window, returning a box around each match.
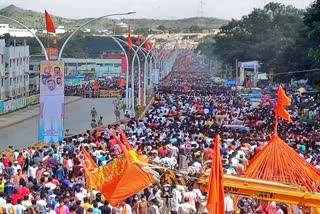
[10,78,12,86]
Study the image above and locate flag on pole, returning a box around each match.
[127,26,132,49]
[275,104,292,122]
[45,10,56,33]
[275,85,292,122]
[277,85,291,106]
[145,40,152,51]
[136,36,141,46]
[52,38,58,45]
[206,134,224,214]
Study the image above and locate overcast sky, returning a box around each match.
[0,0,315,20]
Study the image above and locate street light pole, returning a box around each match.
[110,36,130,108]
[0,15,49,60]
[57,12,136,61]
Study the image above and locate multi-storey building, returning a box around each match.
[0,39,30,100]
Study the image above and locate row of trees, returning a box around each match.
[197,1,320,84]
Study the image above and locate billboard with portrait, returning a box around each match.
[38,61,65,143]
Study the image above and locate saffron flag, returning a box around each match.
[136,36,141,46]
[275,104,292,122]
[100,161,154,206]
[206,134,224,214]
[52,38,58,45]
[81,147,98,171]
[164,75,171,83]
[277,85,291,106]
[117,127,132,150]
[93,80,99,91]
[127,26,132,49]
[145,40,152,51]
[45,10,56,33]
[77,153,97,189]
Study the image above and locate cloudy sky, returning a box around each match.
[0,0,315,20]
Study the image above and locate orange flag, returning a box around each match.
[127,26,132,49]
[117,127,132,150]
[81,147,98,171]
[52,38,58,45]
[277,85,291,106]
[275,104,292,122]
[77,154,97,189]
[145,40,152,51]
[100,161,154,206]
[136,36,141,46]
[164,75,171,83]
[93,80,99,91]
[107,129,130,161]
[45,10,56,33]
[206,134,224,214]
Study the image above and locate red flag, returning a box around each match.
[52,38,58,45]
[206,134,224,214]
[45,10,56,33]
[127,26,132,49]
[136,36,141,46]
[93,80,99,91]
[145,40,152,51]
[277,85,291,106]
[275,104,292,122]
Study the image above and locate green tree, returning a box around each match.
[189,25,203,33]
[198,2,308,79]
[157,25,167,31]
[304,0,320,65]
[133,28,149,36]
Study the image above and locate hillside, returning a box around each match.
[0,5,228,31]
[124,17,229,30]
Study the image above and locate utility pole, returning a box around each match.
[197,0,205,17]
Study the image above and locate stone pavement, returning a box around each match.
[0,96,82,129]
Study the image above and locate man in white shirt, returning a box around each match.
[28,165,38,178]
[39,79,64,143]
[178,198,196,214]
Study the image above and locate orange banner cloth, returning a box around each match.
[245,133,320,192]
[206,134,224,214]
[100,161,154,206]
[81,147,98,171]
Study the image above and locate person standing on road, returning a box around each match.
[91,120,98,129]
[90,107,97,120]
[98,116,103,127]
[114,107,121,121]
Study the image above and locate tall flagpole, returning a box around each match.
[46,32,51,60]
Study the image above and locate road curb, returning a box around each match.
[0,97,82,129]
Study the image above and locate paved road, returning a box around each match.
[0,98,119,149]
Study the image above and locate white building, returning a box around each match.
[0,39,30,100]
[0,24,37,38]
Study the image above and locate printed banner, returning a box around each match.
[39,61,65,143]
[0,101,3,114]
[26,95,39,105]
[3,98,27,113]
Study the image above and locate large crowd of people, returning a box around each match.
[0,52,319,214]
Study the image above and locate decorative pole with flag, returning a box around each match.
[206,134,224,214]
[274,85,292,133]
[44,10,56,60]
